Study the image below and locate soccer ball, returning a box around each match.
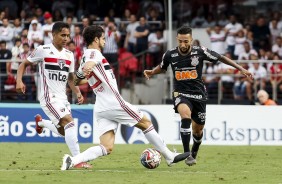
[140,148,161,169]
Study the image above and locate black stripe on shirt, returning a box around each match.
[45,64,69,72]
[104,65,111,70]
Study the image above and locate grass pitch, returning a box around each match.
[0,143,281,184]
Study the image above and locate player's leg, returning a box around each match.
[186,101,206,166]
[35,114,63,136]
[61,116,117,170]
[191,120,204,159]
[177,103,192,153]
[135,115,189,166]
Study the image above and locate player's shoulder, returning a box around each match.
[64,48,73,54]
[164,47,178,57]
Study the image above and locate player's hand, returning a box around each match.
[82,67,92,77]
[144,70,154,80]
[76,93,84,105]
[16,81,26,94]
[241,68,253,80]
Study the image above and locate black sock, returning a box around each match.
[180,118,191,152]
[192,133,203,158]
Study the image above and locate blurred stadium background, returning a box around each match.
[0,0,282,183]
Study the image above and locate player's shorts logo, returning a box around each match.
[198,112,206,122]
[120,110,159,144]
[58,59,66,69]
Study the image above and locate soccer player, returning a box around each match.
[144,26,253,166]
[60,25,190,170]
[16,22,91,168]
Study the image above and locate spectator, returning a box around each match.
[269,19,282,44]
[82,17,90,29]
[257,89,277,105]
[234,29,247,59]
[134,16,150,70]
[246,54,267,102]
[251,16,271,51]
[52,0,74,18]
[272,36,282,58]
[35,8,44,25]
[0,40,12,100]
[27,20,43,48]
[190,12,207,28]
[65,16,75,38]
[224,15,243,58]
[203,62,219,99]
[0,18,14,49]
[13,18,23,40]
[147,29,165,68]
[72,25,84,52]
[42,12,54,44]
[238,41,258,67]
[9,38,23,75]
[124,14,139,54]
[206,25,226,55]
[269,54,282,97]
[217,52,235,99]
[103,20,121,74]
[20,28,29,44]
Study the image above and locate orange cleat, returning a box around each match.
[34,114,43,134]
[74,162,93,169]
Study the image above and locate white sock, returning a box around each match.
[143,125,173,160]
[64,122,80,156]
[72,145,107,165]
[39,119,62,137]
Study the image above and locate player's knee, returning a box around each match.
[59,115,73,127]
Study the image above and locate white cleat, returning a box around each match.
[61,154,73,170]
[166,152,190,167]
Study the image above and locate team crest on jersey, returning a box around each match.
[191,56,199,66]
[58,59,66,69]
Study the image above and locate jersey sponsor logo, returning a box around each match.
[179,92,203,100]
[171,53,179,57]
[43,47,50,49]
[58,59,66,69]
[175,70,198,80]
[191,51,198,55]
[191,56,199,66]
[48,71,68,82]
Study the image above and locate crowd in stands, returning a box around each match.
[0,0,282,105]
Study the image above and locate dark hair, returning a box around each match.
[68,40,75,45]
[22,43,29,47]
[52,21,70,33]
[177,25,192,35]
[0,40,6,45]
[83,25,104,47]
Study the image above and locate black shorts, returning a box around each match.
[173,94,206,125]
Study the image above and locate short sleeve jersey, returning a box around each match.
[160,46,221,101]
[77,49,123,112]
[27,43,74,102]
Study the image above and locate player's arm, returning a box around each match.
[219,55,253,79]
[68,72,84,104]
[144,65,166,80]
[16,60,32,94]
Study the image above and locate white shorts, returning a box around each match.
[95,102,143,137]
[40,98,71,127]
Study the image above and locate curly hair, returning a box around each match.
[82,25,104,47]
[177,25,192,35]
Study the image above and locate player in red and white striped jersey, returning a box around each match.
[16,22,91,168]
[60,25,190,170]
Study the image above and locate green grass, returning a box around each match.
[0,143,281,184]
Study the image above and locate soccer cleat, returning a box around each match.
[166,152,190,167]
[34,114,43,134]
[61,154,73,170]
[185,154,197,166]
[74,162,93,169]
